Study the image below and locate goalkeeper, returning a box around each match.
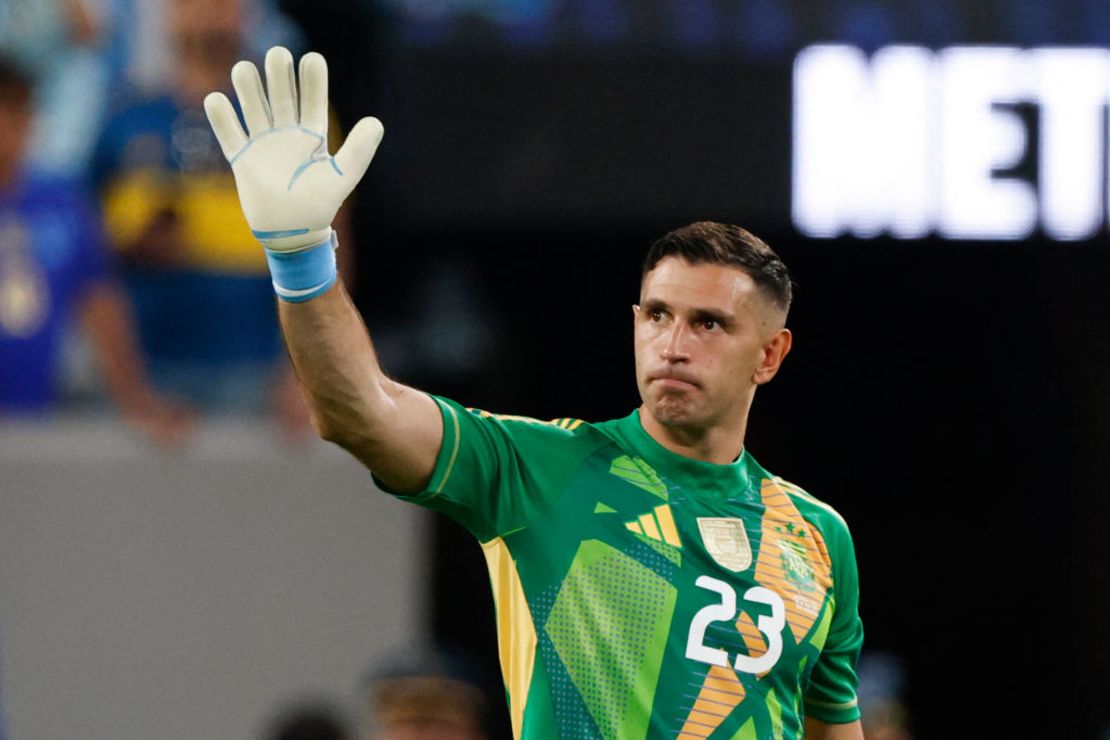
[205,47,864,740]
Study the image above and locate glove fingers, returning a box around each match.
[334,116,384,188]
[265,46,298,127]
[298,52,329,137]
[231,60,273,136]
[204,92,248,160]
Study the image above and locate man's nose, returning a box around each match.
[660,323,691,362]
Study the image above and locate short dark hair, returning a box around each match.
[643,221,793,313]
[0,55,33,107]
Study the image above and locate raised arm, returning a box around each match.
[278,283,442,491]
[205,46,442,491]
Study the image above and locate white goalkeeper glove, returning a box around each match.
[204,46,384,302]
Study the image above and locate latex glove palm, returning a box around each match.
[204,47,383,253]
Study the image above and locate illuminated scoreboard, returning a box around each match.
[380,2,1110,237]
[793,45,1110,241]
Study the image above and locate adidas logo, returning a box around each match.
[624,504,682,548]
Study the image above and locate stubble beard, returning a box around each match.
[647,386,709,430]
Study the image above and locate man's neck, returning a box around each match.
[638,406,749,465]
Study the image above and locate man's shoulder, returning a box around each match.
[759,473,853,540]
[435,396,616,453]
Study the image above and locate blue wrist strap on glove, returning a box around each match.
[264,232,338,303]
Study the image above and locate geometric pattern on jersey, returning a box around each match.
[631,529,683,567]
[390,398,864,738]
[544,539,677,739]
[609,454,669,500]
[753,478,833,644]
[675,478,837,737]
[623,535,681,581]
[733,716,759,739]
[625,503,683,545]
[625,503,683,566]
[679,663,749,737]
[526,535,705,737]
[528,577,600,738]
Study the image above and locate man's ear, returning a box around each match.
[753,328,792,385]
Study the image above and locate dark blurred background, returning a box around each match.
[288,3,1110,737]
[2,0,1108,737]
[277,2,1110,736]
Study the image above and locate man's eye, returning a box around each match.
[700,319,718,330]
[650,310,665,322]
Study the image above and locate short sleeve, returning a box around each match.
[804,521,864,724]
[379,396,606,543]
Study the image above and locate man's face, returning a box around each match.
[634,257,791,432]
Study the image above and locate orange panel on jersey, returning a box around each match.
[735,611,769,657]
[678,664,746,737]
[690,698,732,719]
[753,479,834,645]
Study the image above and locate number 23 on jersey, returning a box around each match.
[685,575,786,674]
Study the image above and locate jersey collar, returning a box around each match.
[613,408,758,501]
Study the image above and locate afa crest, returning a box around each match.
[778,539,817,592]
[696,517,752,572]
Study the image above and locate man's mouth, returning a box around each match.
[651,372,699,390]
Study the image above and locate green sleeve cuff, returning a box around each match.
[371,395,460,502]
[803,697,861,725]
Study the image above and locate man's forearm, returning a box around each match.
[278,281,442,491]
[207,46,440,491]
[279,280,391,442]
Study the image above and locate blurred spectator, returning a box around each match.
[363,649,488,740]
[264,700,353,740]
[858,650,914,740]
[0,0,108,176]
[90,0,317,430]
[114,0,304,94]
[0,54,190,443]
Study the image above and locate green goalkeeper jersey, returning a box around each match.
[388,397,864,739]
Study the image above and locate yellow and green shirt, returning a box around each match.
[389,397,864,739]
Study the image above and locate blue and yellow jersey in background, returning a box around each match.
[92,92,261,274]
[0,171,110,411]
[385,397,864,739]
[90,92,282,394]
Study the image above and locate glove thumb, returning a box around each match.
[334,117,385,193]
